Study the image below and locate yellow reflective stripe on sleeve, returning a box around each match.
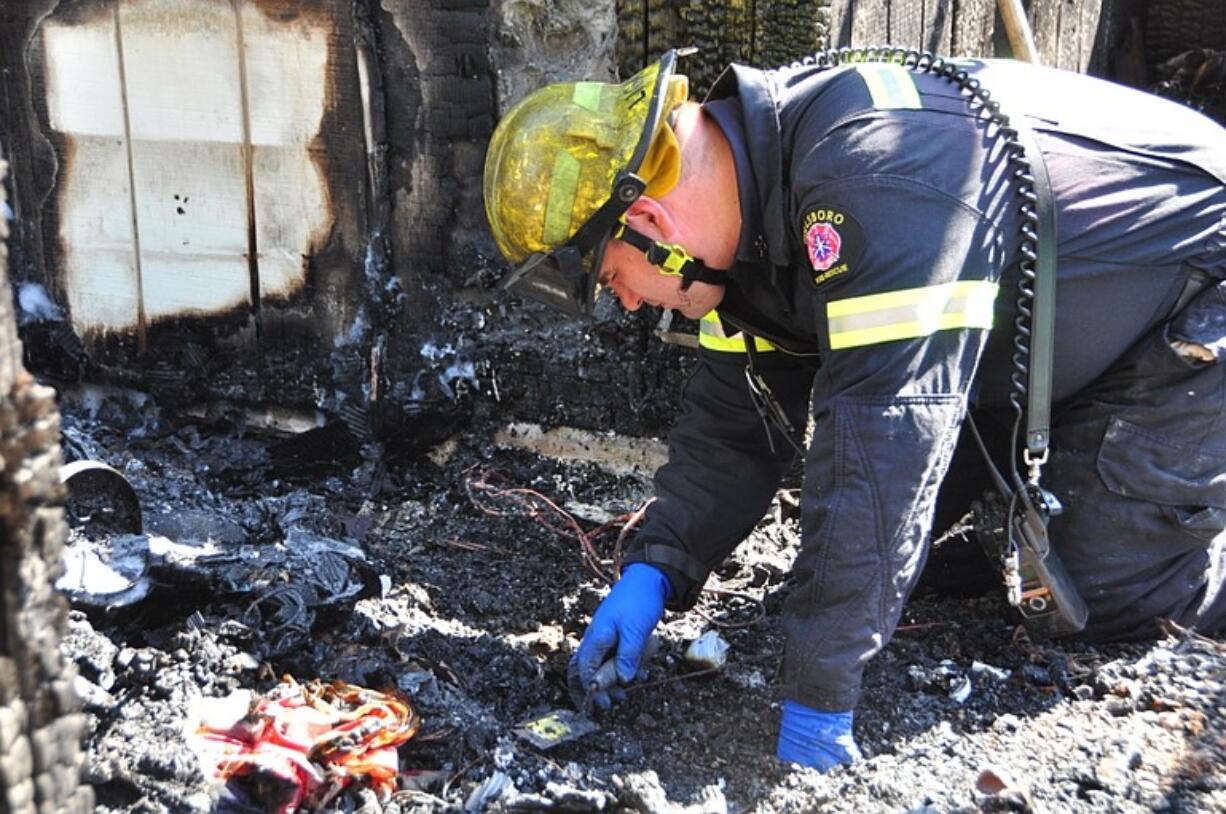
[542,151,580,246]
[698,311,777,353]
[855,64,921,110]
[827,280,998,350]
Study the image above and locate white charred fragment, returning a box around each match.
[494,422,667,478]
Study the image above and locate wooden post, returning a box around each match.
[997,0,1040,63]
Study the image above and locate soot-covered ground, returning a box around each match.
[55,387,1224,813]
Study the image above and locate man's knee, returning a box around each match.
[1047,283,1226,641]
[1074,544,1221,641]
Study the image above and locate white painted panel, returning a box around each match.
[44,16,141,332]
[42,0,335,331]
[118,0,245,144]
[242,5,331,298]
[130,140,250,319]
[252,148,331,298]
[140,253,251,318]
[42,23,127,137]
[118,0,251,321]
[58,137,141,332]
[240,6,329,146]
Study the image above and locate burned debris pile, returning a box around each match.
[52,388,1226,813]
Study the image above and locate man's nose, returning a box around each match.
[614,285,642,311]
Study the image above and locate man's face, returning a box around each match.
[597,239,724,319]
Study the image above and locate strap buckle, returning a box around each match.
[1022,446,1048,484]
[744,368,781,454]
[648,242,696,277]
[614,223,729,290]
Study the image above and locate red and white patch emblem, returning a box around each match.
[805,222,842,271]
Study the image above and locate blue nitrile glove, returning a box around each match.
[776,700,862,771]
[568,563,671,711]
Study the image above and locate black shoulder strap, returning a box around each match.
[1011,118,1058,467]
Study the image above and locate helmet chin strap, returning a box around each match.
[614,223,729,290]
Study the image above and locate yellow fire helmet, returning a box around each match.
[483,49,691,315]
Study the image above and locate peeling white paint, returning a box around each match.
[420,341,456,362]
[241,4,333,300]
[438,360,476,400]
[42,0,333,332]
[17,283,64,323]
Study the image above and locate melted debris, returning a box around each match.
[189,678,418,812]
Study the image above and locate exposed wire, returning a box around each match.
[464,467,629,583]
[464,468,767,629]
[612,496,655,577]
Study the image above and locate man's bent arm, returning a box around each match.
[624,345,816,609]
[780,163,1003,710]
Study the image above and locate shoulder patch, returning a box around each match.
[800,207,866,287]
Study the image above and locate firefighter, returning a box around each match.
[483,50,1226,770]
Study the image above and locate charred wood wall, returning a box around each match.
[613,0,1128,95]
[372,0,694,442]
[1110,0,1226,122]
[1,0,1215,450]
[0,153,93,814]
[0,0,378,420]
[0,0,683,445]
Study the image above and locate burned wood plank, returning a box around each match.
[892,0,929,48]
[0,146,95,813]
[0,1,67,330]
[618,0,828,96]
[952,0,996,57]
[1064,0,1103,71]
[675,0,749,94]
[1055,0,1084,69]
[922,0,955,54]
[851,0,893,46]
[752,0,825,71]
[382,0,497,274]
[647,0,683,65]
[617,0,648,77]
[827,0,856,47]
[1030,0,1063,64]
[829,0,991,56]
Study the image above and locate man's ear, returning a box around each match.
[623,197,679,241]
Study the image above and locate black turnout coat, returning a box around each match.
[623,57,1226,711]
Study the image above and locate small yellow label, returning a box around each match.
[524,714,570,742]
[572,83,603,112]
[813,262,849,286]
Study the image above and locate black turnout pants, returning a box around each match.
[1044,279,1226,640]
[925,280,1226,640]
